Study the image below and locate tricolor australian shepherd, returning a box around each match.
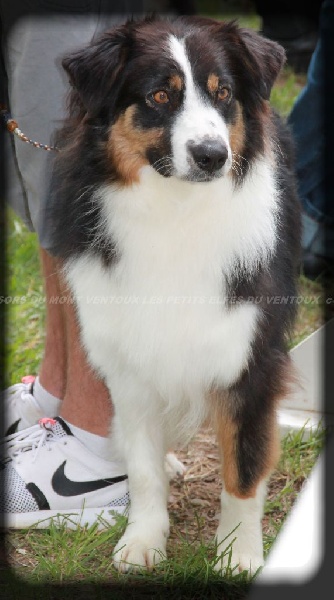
[49,16,301,573]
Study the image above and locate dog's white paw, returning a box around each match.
[165,452,186,479]
[215,485,266,576]
[214,521,264,576]
[113,529,167,573]
[214,546,264,576]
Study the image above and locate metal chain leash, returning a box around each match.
[0,104,59,152]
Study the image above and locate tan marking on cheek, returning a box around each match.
[229,101,245,158]
[169,74,182,91]
[108,105,163,185]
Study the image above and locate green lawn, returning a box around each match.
[6,215,44,387]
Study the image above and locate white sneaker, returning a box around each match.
[1,417,129,530]
[4,376,46,435]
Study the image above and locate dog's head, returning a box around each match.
[62,17,285,185]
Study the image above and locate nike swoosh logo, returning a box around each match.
[52,461,128,497]
[6,418,21,436]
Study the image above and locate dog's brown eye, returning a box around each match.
[217,87,230,101]
[153,91,169,104]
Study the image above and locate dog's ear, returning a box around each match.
[220,22,285,100]
[62,24,132,115]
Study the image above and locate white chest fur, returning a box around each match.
[66,162,279,440]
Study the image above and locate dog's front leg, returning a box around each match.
[211,370,283,575]
[110,378,169,573]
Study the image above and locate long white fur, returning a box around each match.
[65,36,280,573]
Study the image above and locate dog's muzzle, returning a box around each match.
[187,139,228,175]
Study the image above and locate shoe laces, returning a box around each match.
[3,418,59,464]
[7,376,38,408]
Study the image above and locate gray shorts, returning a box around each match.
[1,2,143,250]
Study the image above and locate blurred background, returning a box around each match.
[146,0,322,73]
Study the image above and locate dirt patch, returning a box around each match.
[167,424,301,550]
[168,427,222,548]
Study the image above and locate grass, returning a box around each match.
[6,216,44,386]
[4,426,325,597]
[3,8,328,599]
[263,425,325,550]
[271,68,306,117]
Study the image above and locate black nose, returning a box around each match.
[188,140,228,173]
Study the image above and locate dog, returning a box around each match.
[49,16,301,574]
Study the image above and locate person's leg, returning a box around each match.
[5,249,65,433]
[59,271,112,437]
[2,257,130,530]
[33,248,114,438]
[288,39,325,228]
[2,9,110,433]
[6,248,113,437]
[38,248,67,400]
[287,0,334,278]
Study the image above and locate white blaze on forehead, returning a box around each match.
[168,35,231,177]
[168,35,197,103]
